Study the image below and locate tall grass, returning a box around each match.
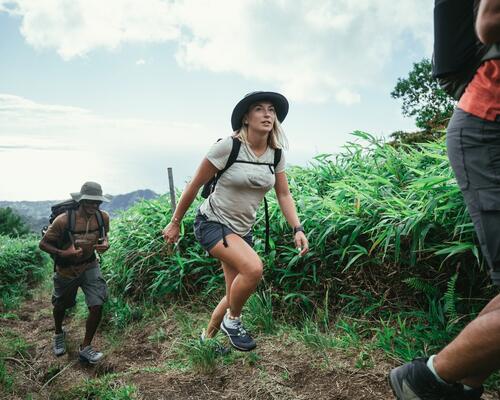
[0,234,50,310]
[102,132,491,315]
[100,131,494,369]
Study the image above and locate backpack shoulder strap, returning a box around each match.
[95,210,106,238]
[273,148,282,169]
[217,137,241,177]
[65,209,76,245]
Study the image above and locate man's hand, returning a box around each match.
[61,244,83,258]
[94,238,110,254]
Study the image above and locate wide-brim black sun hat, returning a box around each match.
[231,91,289,132]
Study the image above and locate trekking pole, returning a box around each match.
[167,167,179,255]
[167,167,176,212]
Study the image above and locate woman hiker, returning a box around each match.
[162,91,309,351]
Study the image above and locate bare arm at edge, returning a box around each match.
[477,0,500,44]
[274,171,301,229]
[274,171,309,256]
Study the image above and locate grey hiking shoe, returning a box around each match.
[78,345,104,364]
[53,330,66,356]
[220,316,256,352]
[199,329,230,356]
[389,358,462,399]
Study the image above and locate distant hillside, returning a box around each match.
[0,189,158,233]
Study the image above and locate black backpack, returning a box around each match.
[201,137,282,253]
[433,0,500,100]
[42,199,105,268]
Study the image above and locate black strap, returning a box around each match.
[215,137,241,183]
[262,148,281,253]
[95,210,106,239]
[235,160,274,165]
[66,209,76,245]
[274,148,282,168]
[264,197,270,253]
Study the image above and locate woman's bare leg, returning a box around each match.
[205,261,238,338]
[209,234,263,318]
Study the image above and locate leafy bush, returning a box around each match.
[0,234,50,310]
[391,58,455,131]
[0,207,30,237]
[102,132,493,327]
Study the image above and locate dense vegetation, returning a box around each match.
[3,133,499,396]
[100,131,494,361]
[0,207,30,237]
[0,234,50,311]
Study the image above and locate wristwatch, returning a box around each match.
[293,225,305,234]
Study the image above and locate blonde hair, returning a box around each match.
[235,116,289,150]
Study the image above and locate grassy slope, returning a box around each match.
[2,133,500,398]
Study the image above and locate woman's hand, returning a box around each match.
[162,221,180,244]
[294,231,309,257]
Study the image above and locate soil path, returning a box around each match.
[2,297,499,399]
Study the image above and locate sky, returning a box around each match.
[0,0,433,201]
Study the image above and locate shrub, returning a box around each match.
[101,132,492,323]
[0,234,50,310]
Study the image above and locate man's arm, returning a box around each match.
[39,237,63,257]
[39,236,83,258]
[476,0,500,44]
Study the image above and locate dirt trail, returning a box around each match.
[2,297,499,400]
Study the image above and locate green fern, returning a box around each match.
[403,277,438,298]
[443,273,459,323]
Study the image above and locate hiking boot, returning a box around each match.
[220,315,256,352]
[78,345,104,364]
[199,329,231,356]
[389,358,462,399]
[53,330,66,356]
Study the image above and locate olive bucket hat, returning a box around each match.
[70,181,112,203]
[231,91,289,132]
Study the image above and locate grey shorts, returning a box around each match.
[52,263,108,309]
[193,211,253,252]
[446,108,500,286]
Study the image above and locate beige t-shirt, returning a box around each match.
[199,136,286,236]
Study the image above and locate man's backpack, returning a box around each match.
[42,199,106,269]
[201,137,282,253]
[433,0,500,100]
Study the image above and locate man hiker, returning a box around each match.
[39,181,111,364]
[389,1,500,399]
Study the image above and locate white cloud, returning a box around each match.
[136,58,146,65]
[335,89,361,106]
[2,0,179,59]
[0,94,200,135]
[0,0,433,103]
[0,93,209,199]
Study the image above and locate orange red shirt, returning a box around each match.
[458,59,500,121]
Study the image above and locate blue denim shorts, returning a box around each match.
[193,211,253,252]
